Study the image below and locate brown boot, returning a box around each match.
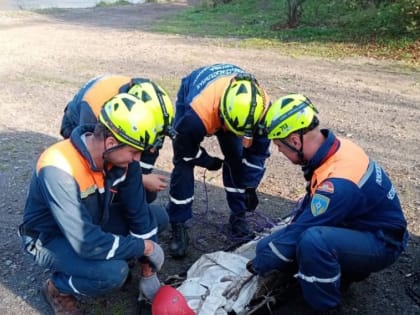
[41,279,82,315]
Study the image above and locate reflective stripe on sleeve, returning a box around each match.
[139,161,154,170]
[112,174,126,186]
[106,235,120,260]
[130,227,158,240]
[242,158,265,170]
[183,148,203,162]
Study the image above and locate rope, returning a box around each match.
[190,163,281,252]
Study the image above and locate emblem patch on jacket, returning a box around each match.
[317,180,334,194]
[311,194,330,216]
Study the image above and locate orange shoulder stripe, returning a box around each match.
[83,75,132,117]
[36,140,104,196]
[311,138,369,195]
[190,76,233,135]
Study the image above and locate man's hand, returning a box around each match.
[245,187,259,211]
[207,157,223,171]
[221,274,255,301]
[142,173,168,192]
[143,240,164,271]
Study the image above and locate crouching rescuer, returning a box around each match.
[18,93,169,314]
[244,94,409,313]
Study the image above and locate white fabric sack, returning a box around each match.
[177,251,258,315]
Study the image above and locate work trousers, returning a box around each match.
[167,131,249,223]
[20,204,168,296]
[256,226,406,311]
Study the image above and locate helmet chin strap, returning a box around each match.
[102,139,127,162]
[280,130,307,165]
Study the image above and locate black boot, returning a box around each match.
[169,223,189,258]
[229,213,255,238]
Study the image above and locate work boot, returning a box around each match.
[41,279,82,315]
[229,213,255,238]
[169,223,189,258]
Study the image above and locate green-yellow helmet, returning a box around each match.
[263,94,318,140]
[128,79,176,139]
[220,74,266,137]
[99,93,160,151]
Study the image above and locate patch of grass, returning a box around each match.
[151,0,419,65]
[96,0,131,7]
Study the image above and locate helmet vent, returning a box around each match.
[123,96,136,110]
[141,91,152,103]
[236,83,248,95]
[281,98,294,108]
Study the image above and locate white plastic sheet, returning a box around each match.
[177,251,258,315]
[176,219,291,314]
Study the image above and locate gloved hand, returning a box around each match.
[145,241,164,272]
[139,273,161,301]
[207,157,223,171]
[245,187,259,211]
[221,274,255,301]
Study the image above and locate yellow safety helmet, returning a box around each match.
[220,74,266,137]
[263,94,319,140]
[128,79,176,140]
[99,93,160,151]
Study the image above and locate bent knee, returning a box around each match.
[297,227,329,261]
[100,261,130,291]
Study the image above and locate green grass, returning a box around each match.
[151,0,419,65]
[96,0,131,7]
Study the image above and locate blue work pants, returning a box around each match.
[21,205,168,297]
[167,131,248,223]
[296,226,405,310]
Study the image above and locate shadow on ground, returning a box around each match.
[0,129,300,314]
[0,130,59,314]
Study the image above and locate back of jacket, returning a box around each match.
[59,75,160,173]
[60,75,132,139]
[172,63,270,187]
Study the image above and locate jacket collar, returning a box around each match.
[302,129,339,181]
[69,124,102,172]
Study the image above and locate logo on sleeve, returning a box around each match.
[317,180,334,194]
[311,194,330,216]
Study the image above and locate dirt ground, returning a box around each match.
[0,1,419,314]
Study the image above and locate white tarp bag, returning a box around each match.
[177,251,258,315]
[176,220,290,315]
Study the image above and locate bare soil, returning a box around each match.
[0,1,419,314]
